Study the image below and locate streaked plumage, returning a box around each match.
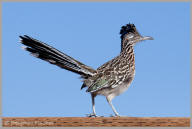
[19,23,153,117]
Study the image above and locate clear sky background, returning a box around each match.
[2,2,190,117]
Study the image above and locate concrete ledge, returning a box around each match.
[2,117,190,127]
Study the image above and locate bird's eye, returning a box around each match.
[127,33,134,39]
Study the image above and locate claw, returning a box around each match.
[110,114,121,117]
[86,113,98,117]
[86,113,104,117]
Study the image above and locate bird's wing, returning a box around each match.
[86,55,129,92]
[20,35,96,77]
[86,77,109,92]
[86,69,117,92]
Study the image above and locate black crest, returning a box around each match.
[120,24,136,39]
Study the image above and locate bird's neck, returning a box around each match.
[120,39,134,54]
[120,39,135,69]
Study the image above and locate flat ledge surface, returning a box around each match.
[2,117,190,127]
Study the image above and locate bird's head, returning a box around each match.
[120,23,153,45]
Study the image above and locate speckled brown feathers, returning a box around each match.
[84,24,137,93]
[19,23,153,117]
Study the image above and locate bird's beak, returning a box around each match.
[141,36,154,41]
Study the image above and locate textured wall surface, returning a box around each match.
[2,117,190,127]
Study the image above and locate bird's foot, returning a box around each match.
[109,114,121,117]
[86,113,99,117]
[86,113,104,117]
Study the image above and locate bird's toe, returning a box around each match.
[86,113,98,117]
[110,114,121,117]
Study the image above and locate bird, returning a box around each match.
[19,23,153,117]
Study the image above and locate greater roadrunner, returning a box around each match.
[19,24,153,117]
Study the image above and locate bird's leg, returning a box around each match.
[86,94,98,117]
[91,94,97,116]
[106,97,120,117]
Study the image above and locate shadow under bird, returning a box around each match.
[19,24,153,117]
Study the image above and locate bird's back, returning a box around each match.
[84,46,136,97]
[84,24,138,98]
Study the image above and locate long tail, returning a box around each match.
[19,35,96,77]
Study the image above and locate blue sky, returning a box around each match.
[2,2,190,117]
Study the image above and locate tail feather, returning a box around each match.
[19,35,96,77]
